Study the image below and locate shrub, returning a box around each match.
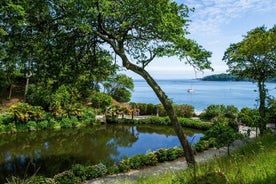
[87,91,112,110]
[178,117,212,130]
[118,158,130,173]
[166,147,183,160]
[238,108,259,127]
[174,104,195,118]
[60,118,73,128]
[28,176,57,184]
[129,154,148,169]
[194,139,213,153]
[53,170,80,184]
[26,84,51,109]
[107,165,120,175]
[53,122,61,129]
[153,147,183,162]
[204,123,242,155]
[5,123,17,133]
[145,152,158,166]
[136,103,157,115]
[10,103,44,124]
[200,104,226,121]
[72,164,87,181]
[26,121,37,131]
[37,120,49,130]
[80,109,95,125]
[0,124,5,133]
[154,148,167,162]
[49,85,71,117]
[85,163,107,179]
[0,113,14,124]
[47,118,57,128]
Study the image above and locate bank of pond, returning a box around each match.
[0,103,250,183]
[0,116,212,183]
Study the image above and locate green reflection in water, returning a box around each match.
[0,124,202,182]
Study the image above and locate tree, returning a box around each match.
[1,0,212,167]
[90,0,212,166]
[0,0,118,99]
[103,74,134,103]
[223,26,276,135]
[204,123,241,155]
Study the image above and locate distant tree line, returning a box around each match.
[201,73,276,82]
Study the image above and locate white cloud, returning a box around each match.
[185,0,276,36]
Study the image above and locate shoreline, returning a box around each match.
[85,139,245,184]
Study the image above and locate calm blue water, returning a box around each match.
[0,125,202,181]
[131,79,276,112]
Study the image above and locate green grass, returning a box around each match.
[120,133,276,184]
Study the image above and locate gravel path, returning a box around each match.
[85,139,245,184]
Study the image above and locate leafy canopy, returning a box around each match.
[223,26,276,82]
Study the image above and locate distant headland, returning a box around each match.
[201,73,276,83]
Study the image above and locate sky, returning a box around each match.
[122,0,276,79]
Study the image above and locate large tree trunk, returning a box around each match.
[258,80,267,135]
[119,52,196,166]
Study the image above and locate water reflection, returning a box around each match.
[0,124,203,182]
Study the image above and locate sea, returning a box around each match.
[130,79,276,113]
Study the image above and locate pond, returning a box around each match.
[0,124,203,182]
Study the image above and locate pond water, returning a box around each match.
[0,124,203,182]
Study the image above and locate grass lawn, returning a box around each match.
[122,133,276,184]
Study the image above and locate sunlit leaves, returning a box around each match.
[223,25,276,81]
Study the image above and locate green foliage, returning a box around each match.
[27,176,57,184]
[267,98,276,124]
[112,88,132,103]
[0,123,5,133]
[79,109,95,125]
[166,147,184,161]
[128,153,158,169]
[154,147,184,162]
[203,123,242,155]
[131,103,195,118]
[26,121,37,131]
[53,170,81,184]
[178,117,212,130]
[223,25,276,135]
[103,72,134,103]
[154,148,168,162]
[223,25,276,82]
[87,91,112,110]
[194,139,216,153]
[10,103,44,124]
[107,165,119,175]
[26,84,52,109]
[200,104,239,130]
[136,103,158,115]
[173,104,195,118]
[37,120,49,130]
[49,85,71,116]
[201,73,240,81]
[200,104,226,121]
[132,134,276,184]
[115,116,211,130]
[118,158,131,173]
[71,164,87,181]
[196,171,228,183]
[85,163,107,179]
[60,118,73,129]
[4,123,17,133]
[0,113,14,124]
[238,107,260,127]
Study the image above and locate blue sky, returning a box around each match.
[123,0,276,79]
